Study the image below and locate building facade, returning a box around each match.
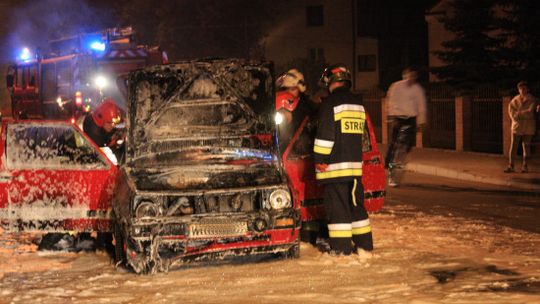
[262,0,382,91]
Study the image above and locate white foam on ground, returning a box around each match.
[1,204,540,303]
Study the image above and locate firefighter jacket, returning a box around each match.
[82,114,113,148]
[313,87,365,183]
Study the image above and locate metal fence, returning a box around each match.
[471,88,502,153]
[361,88,384,142]
[426,87,455,149]
[360,86,506,154]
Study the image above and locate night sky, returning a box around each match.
[0,0,437,64]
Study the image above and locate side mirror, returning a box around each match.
[6,75,14,88]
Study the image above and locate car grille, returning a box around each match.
[166,191,260,216]
[188,218,248,238]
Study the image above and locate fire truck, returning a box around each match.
[5,27,168,121]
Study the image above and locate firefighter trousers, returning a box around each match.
[323,178,373,254]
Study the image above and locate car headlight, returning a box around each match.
[135,201,159,218]
[268,189,291,210]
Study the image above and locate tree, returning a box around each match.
[495,0,540,91]
[431,0,503,92]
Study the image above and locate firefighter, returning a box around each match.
[313,64,373,255]
[275,69,320,152]
[276,69,306,116]
[81,98,125,163]
[275,69,307,151]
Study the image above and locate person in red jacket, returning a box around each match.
[275,69,306,119]
[275,69,316,152]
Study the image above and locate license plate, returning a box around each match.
[188,219,247,239]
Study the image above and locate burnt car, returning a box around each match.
[0,119,118,233]
[113,59,299,273]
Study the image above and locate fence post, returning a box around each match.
[455,95,471,151]
[416,123,423,148]
[502,96,511,157]
[381,97,388,144]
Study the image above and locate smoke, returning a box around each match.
[5,0,116,61]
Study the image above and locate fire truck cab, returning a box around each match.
[5,27,167,120]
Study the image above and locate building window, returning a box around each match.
[306,5,324,27]
[357,55,376,72]
[309,48,325,61]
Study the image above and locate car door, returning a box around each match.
[0,122,9,230]
[282,113,385,224]
[361,115,386,212]
[282,116,324,222]
[1,121,117,232]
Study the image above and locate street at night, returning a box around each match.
[1,173,539,303]
[1,0,540,303]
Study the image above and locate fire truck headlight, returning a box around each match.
[75,91,83,105]
[95,76,108,90]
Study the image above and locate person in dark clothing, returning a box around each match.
[313,64,373,255]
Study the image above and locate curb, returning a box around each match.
[405,162,540,192]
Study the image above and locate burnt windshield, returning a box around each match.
[129,147,281,191]
[132,147,276,167]
[130,164,282,191]
[147,100,249,139]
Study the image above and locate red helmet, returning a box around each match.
[275,91,299,112]
[92,98,121,127]
[319,64,352,88]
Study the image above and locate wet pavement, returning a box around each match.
[381,145,540,192]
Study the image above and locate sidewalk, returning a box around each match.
[380,145,540,192]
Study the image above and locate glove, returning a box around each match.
[315,163,328,172]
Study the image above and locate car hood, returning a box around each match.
[126,147,282,191]
[126,59,275,160]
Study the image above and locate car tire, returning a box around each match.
[96,232,114,255]
[38,233,75,251]
[283,242,300,259]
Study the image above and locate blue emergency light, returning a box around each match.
[84,33,107,52]
[90,41,106,51]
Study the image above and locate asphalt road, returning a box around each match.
[384,171,540,234]
[2,171,540,303]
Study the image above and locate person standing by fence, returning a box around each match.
[384,67,427,186]
[504,81,538,173]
